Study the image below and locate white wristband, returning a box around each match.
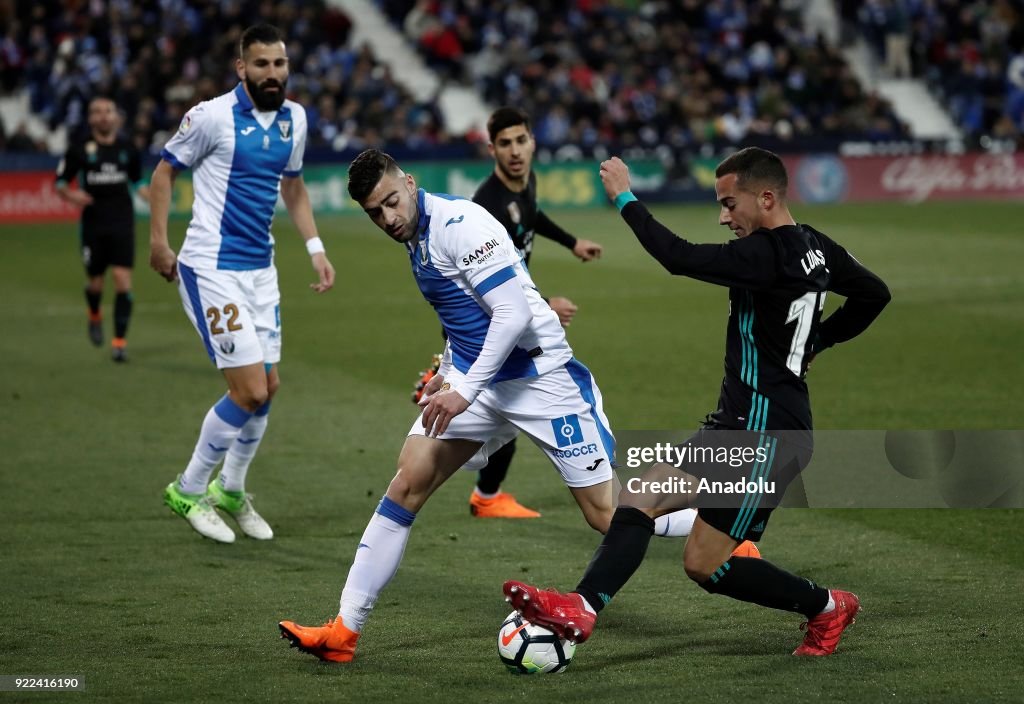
[305,237,325,256]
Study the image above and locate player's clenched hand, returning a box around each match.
[572,238,603,261]
[150,243,179,283]
[599,157,631,202]
[421,388,470,437]
[310,252,335,293]
[548,296,578,327]
[417,372,445,407]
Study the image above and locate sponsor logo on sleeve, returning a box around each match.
[460,238,502,267]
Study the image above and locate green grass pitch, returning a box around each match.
[1,201,1022,702]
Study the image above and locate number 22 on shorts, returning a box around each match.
[206,303,242,335]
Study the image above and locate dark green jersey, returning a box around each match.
[620,201,891,431]
[55,135,141,233]
[472,171,576,266]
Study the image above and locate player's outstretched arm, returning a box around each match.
[599,156,695,273]
[535,210,603,261]
[148,160,179,282]
[600,157,776,288]
[281,175,335,293]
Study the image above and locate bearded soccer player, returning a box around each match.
[503,148,890,656]
[149,23,335,544]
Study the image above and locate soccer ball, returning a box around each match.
[497,611,576,674]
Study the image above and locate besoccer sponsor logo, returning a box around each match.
[551,414,584,448]
[550,415,601,459]
[551,443,599,459]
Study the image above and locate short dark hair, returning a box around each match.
[348,149,401,202]
[715,147,788,198]
[88,94,116,108]
[240,24,284,57]
[487,107,531,143]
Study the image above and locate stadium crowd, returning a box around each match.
[0,0,449,154]
[12,0,1023,155]
[848,0,1024,141]
[381,0,911,151]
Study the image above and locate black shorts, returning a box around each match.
[681,422,812,542]
[81,226,134,276]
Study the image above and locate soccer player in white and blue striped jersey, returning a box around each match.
[149,24,335,544]
[278,149,622,662]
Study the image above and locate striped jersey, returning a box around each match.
[409,189,572,384]
[161,83,307,270]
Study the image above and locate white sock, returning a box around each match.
[820,591,836,614]
[579,596,597,615]
[217,410,269,492]
[339,497,415,633]
[654,508,697,538]
[473,487,499,500]
[178,395,253,495]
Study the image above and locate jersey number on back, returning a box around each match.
[785,292,826,376]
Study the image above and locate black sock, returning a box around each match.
[476,438,515,494]
[85,288,101,316]
[699,557,829,618]
[114,292,133,339]
[574,507,655,613]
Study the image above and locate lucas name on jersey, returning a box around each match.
[800,248,827,276]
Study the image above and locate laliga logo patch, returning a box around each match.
[551,414,584,448]
[278,120,291,141]
[179,113,192,134]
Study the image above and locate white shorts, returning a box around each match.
[407,359,615,488]
[177,263,281,369]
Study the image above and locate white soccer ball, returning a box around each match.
[497,611,576,674]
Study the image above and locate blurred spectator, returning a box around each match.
[864,0,1024,141]
[883,0,912,78]
[382,0,910,152]
[3,0,449,155]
